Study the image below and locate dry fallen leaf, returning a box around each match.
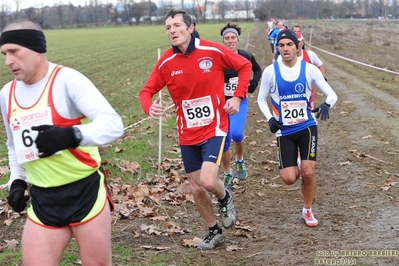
[0,166,10,177]
[269,183,282,188]
[226,245,243,251]
[235,225,253,231]
[117,160,141,174]
[338,161,352,166]
[140,245,171,250]
[132,231,140,238]
[114,147,124,153]
[385,179,396,186]
[180,237,202,248]
[263,166,274,171]
[177,181,191,194]
[150,215,168,221]
[154,246,171,250]
[165,221,180,230]
[4,239,19,247]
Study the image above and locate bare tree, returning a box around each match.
[55,0,65,28]
[393,0,398,18]
[148,0,152,25]
[13,0,22,19]
[132,1,149,25]
[25,7,36,20]
[105,2,114,23]
[1,0,394,29]
[218,0,228,21]
[349,0,356,14]
[367,0,372,16]
[245,0,251,20]
[379,0,385,17]
[0,2,10,29]
[36,7,46,28]
[119,0,134,23]
[94,0,106,26]
[193,0,207,22]
[112,5,119,24]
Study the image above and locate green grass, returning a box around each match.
[0,22,257,265]
[0,247,22,265]
[3,22,256,185]
[0,23,257,185]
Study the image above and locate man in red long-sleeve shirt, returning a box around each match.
[139,9,251,250]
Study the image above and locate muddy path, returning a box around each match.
[1,21,399,266]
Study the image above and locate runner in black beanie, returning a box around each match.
[277,29,298,49]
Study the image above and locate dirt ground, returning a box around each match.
[1,20,399,266]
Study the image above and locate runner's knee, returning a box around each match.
[280,175,297,185]
[231,131,244,143]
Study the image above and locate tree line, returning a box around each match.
[0,0,397,30]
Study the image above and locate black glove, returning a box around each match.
[7,179,29,212]
[248,80,258,93]
[268,117,283,133]
[31,125,80,158]
[312,102,331,120]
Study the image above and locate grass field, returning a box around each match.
[0,22,258,265]
[0,22,257,184]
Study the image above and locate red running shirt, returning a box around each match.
[140,38,252,145]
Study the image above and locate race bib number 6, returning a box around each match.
[182,96,215,128]
[11,107,53,164]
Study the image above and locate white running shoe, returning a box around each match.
[197,229,225,250]
[302,208,319,227]
[219,190,237,228]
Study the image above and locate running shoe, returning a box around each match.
[219,190,237,228]
[223,171,234,189]
[236,160,248,180]
[302,208,319,227]
[197,229,225,250]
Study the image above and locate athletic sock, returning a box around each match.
[209,223,222,234]
[218,190,230,205]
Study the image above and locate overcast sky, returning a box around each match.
[19,0,117,9]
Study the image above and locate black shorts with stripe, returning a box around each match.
[29,168,113,227]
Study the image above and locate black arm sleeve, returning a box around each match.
[248,55,262,93]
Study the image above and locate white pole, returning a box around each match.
[308,27,313,51]
[157,48,162,177]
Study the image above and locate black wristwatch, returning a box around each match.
[72,127,82,144]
